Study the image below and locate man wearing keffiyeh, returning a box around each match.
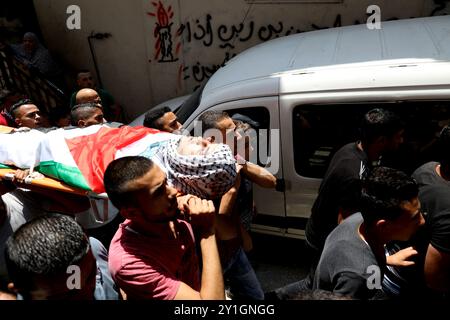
[158,136,264,298]
[163,136,238,200]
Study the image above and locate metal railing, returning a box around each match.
[0,49,68,114]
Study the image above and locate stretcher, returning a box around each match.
[0,125,13,134]
[0,168,89,196]
[1,167,111,223]
[0,125,86,195]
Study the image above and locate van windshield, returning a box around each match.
[176,82,206,123]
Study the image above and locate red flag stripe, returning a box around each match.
[66,126,160,193]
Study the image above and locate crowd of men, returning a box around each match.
[1,100,449,301]
[0,34,449,301]
[267,109,449,300]
[0,91,277,300]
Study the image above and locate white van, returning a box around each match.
[131,15,450,239]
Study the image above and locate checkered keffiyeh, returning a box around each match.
[164,138,237,199]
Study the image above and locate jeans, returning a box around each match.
[223,247,264,300]
[89,237,119,300]
[269,240,321,300]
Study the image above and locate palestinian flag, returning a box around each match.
[0,125,175,194]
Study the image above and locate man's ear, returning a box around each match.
[77,120,86,128]
[375,219,387,230]
[120,207,140,220]
[14,118,21,127]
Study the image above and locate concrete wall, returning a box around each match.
[33,0,153,121]
[32,0,450,121]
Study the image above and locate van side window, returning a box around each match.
[293,101,450,178]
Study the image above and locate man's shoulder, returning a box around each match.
[412,161,436,175]
[333,142,365,161]
[324,214,364,251]
[328,143,365,172]
[325,160,364,184]
[412,161,443,186]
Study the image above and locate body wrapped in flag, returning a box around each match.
[0,124,237,198]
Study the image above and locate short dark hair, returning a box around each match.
[70,102,102,125]
[5,213,89,291]
[198,110,230,135]
[360,108,404,145]
[9,98,34,118]
[143,106,171,129]
[76,69,92,78]
[438,126,450,168]
[360,167,418,225]
[231,113,260,129]
[103,156,154,209]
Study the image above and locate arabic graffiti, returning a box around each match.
[147,1,450,87]
[311,14,342,30]
[178,52,236,91]
[177,15,302,49]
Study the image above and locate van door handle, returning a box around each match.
[275,178,285,192]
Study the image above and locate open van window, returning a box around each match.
[176,82,207,123]
[293,100,450,178]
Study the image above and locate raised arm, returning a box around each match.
[217,172,241,216]
[241,161,276,189]
[175,197,224,300]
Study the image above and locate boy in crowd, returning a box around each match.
[313,167,425,299]
[4,213,118,300]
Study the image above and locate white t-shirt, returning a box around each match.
[0,189,52,283]
[74,197,119,230]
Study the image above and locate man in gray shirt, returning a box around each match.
[313,167,425,299]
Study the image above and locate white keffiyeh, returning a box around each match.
[163,138,237,199]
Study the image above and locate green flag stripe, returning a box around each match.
[37,161,91,191]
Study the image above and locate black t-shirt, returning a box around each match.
[418,185,450,254]
[413,162,450,253]
[306,142,368,251]
[412,161,450,188]
[382,162,450,297]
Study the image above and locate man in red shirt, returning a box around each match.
[105,156,225,300]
